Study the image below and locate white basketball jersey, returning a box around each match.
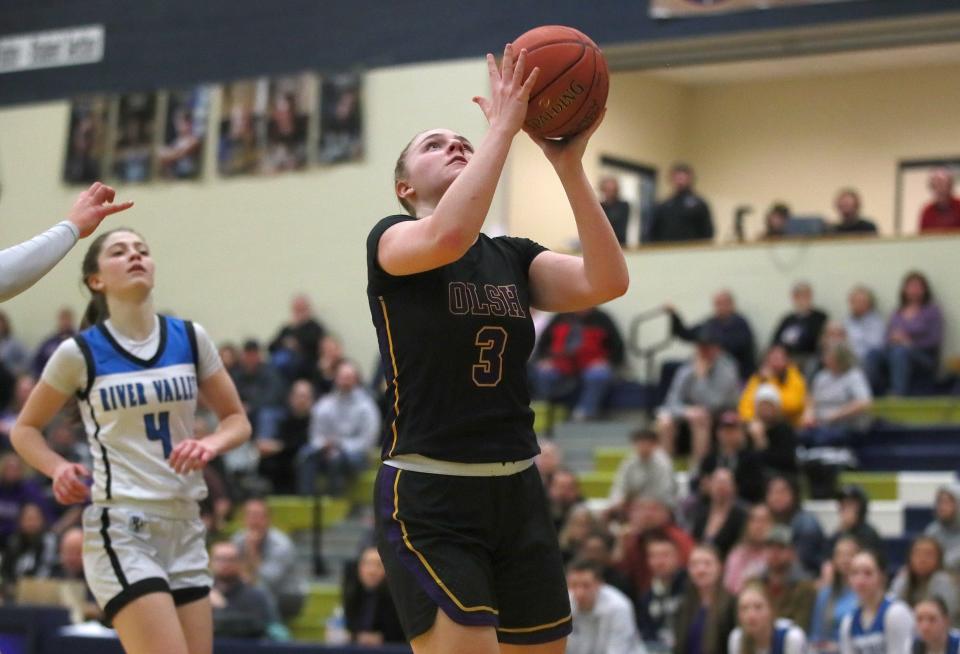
[74,316,207,504]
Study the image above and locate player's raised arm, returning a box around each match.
[0,182,132,302]
[377,45,539,276]
[527,112,629,312]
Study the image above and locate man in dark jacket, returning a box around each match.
[667,289,756,380]
[646,163,713,243]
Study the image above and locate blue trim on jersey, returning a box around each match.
[772,624,788,654]
[81,316,195,376]
[850,597,891,637]
[914,631,960,654]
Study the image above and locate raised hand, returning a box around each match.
[168,438,216,474]
[473,44,540,136]
[52,461,91,504]
[529,108,606,174]
[67,182,134,238]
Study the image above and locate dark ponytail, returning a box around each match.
[79,228,139,329]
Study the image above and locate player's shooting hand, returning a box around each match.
[168,438,216,474]
[67,182,134,238]
[474,44,540,136]
[528,108,606,174]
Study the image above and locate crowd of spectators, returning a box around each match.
[600,164,960,246]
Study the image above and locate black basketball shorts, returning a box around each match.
[374,463,572,645]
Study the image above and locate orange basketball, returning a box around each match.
[512,25,609,139]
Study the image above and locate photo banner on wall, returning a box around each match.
[650,0,864,19]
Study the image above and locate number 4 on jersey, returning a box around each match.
[472,326,508,387]
[144,412,172,458]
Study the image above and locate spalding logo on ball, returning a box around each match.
[512,25,609,139]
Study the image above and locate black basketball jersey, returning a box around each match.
[367,215,547,464]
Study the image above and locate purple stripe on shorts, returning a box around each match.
[498,616,573,645]
[379,465,497,628]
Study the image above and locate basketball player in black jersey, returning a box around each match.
[368,45,628,654]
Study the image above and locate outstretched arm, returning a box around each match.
[0,182,133,302]
[528,113,629,312]
[377,45,540,276]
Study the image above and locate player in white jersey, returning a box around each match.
[11,228,250,654]
[840,549,913,654]
[0,182,131,302]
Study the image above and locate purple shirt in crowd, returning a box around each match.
[886,304,944,351]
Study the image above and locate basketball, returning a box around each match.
[512,25,609,139]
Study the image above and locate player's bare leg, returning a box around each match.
[112,592,190,654]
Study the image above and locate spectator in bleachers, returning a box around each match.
[0,375,36,446]
[615,494,694,600]
[912,596,960,654]
[831,485,884,556]
[637,533,687,649]
[699,412,765,504]
[0,502,57,600]
[755,525,817,631]
[310,335,345,397]
[0,313,29,376]
[766,475,825,576]
[268,294,326,382]
[257,379,313,495]
[771,282,829,372]
[656,326,740,461]
[49,527,102,622]
[800,343,873,447]
[890,536,959,622]
[297,361,378,497]
[918,167,960,233]
[559,504,599,564]
[566,558,645,654]
[666,289,757,381]
[809,535,860,654]
[548,468,584,534]
[30,307,76,378]
[674,544,737,654]
[925,484,960,570]
[218,342,239,377]
[532,307,625,421]
[840,549,914,654]
[865,271,944,396]
[740,345,807,427]
[577,530,636,609]
[599,176,630,246]
[745,384,799,480]
[607,428,676,520]
[692,468,748,559]
[210,540,281,639]
[231,339,286,437]
[647,162,713,243]
[762,203,791,240]
[729,582,808,654]
[831,188,878,235]
[724,504,774,595]
[844,285,886,363]
[535,438,562,488]
[0,453,53,549]
[231,498,305,621]
[341,546,404,645]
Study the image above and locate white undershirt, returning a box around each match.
[0,221,79,302]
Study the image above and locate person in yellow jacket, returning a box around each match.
[739,344,807,425]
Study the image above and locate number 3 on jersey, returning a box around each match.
[472,326,508,387]
[144,412,172,458]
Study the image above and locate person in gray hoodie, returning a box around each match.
[924,483,960,570]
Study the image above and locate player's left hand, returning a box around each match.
[168,438,216,474]
[528,108,606,172]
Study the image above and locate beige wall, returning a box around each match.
[507,71,692,247]
[0,58,497,374]
[690,64,960,241]
[508,61,960,248]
